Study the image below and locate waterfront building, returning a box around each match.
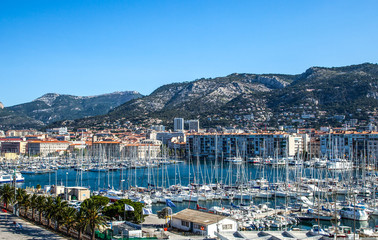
[91,141,122,158]
[122,142,161,159]
[309,137,321,157]
[0,139,27,155]
[155,132,186,145]
[186,132,307,159]
[64,186,90,201]
[51,185,65,197]
[27,140,70,156]
[171,209,237,238]
[68,141,87,152]
[320,131,378,161]
[174,118,184,132]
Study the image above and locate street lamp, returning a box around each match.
[121,179,125,192]
[66,172,68,201]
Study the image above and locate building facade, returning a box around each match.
[320,132,378,162]
[188,120,200,132]
[171,209,237,238]
[27,141,70,156]
[174,118,184,132]
[186,133,307,159]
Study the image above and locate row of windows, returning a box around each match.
[222,224,233,230]
[180,220,233,231]
[193,224,205,230]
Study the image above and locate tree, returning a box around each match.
[0,184,14,209]
[15,188,27,216]
[75,208,87,240]
[61,207,77,235]
[21,193,31,217]
[36,195,46,224]
[52,196,68,230]
[80,197,108,240]
[30,194,38,221]
[103,199,144,223]
[44,196,55,228]
[157,207,171,219]
[15,188,26,203]
[91,195,109,207]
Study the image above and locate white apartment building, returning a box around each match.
[27,141,70,156]
[320,131,378,161]
[186,133,307,159]
[122,143,161,159]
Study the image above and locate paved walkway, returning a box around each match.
[0,210,68,240]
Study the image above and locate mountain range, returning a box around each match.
[0,91,142,130]
[50,63,378,130]
[1,63,377,131]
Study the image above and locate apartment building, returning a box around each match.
[27,140,70,156]
[186,132,307,159]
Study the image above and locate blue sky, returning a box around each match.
[1,0,378,106]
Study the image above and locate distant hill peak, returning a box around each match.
[34,93,61,106]
[5,90,142,127]
[33,91,142,105]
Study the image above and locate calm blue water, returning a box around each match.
[20,161,354,190]
[17,160,378,230]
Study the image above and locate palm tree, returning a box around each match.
[62,207,77,235]
[0,184,14,209]
[81,198,108,240]
[15,188,26,203]
[30,194,38,221]
[52,196,68,230]
[75,208,87,240]
[21,193,31,217]
[36,195,46,224]
[44,196,55,228]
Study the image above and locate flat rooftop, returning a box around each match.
[172,209,227,226]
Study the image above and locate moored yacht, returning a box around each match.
[327,158,353,170]
[339,206,369,221]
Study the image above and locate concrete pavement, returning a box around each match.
[0,210,68,240]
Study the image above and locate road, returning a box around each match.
[0,210,68,240]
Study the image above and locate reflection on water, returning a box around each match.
[17,161,378,230]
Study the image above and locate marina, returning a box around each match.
[1,155,378,237]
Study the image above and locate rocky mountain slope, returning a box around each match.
[0,108,44,130]
[58,63,377,129]
[0,91,142,130]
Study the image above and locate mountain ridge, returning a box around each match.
[60,63,377,129]
[0,91,142,130]
[2,63,377,130]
